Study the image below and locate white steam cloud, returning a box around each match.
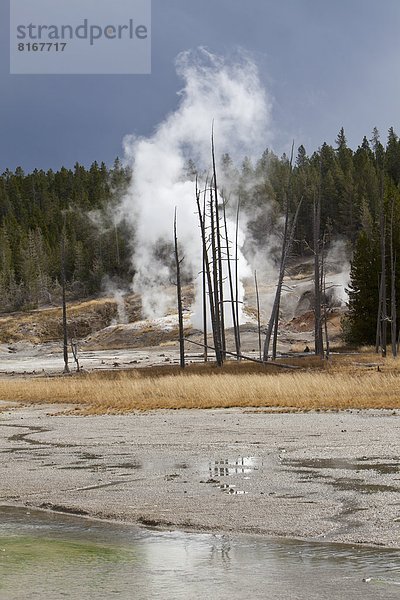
[120,48,273,323]
[102,275,128,325]
[324,239,351,305]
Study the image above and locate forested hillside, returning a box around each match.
[1,127,400,346]
[0,159,132,312]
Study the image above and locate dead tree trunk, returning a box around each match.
[376,271,383,353]
[378,178,387,358]
[174,209,185,369]
[254,270,262,361]
[271,150,292,361]
[114,221,120,269]
[61,214,69,374]
[264,145,300,361]
[222,197,240,359]
[390,198,397,358]
[313,186,324,358]
[211,131,226,359]
[321,234,330,359]
[71,340,80,372]
[235,196,241,358]
[202,185,208,363]
[391,256,397,358]
[263,198,303,361]
[209,185,223,364]
[196,190,223,366]
[380,217,387,358]
[185,338,300,369]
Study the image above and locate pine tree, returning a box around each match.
[346,230,380,344]
[386,127,400,185]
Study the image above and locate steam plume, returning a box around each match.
[119,48,272,323]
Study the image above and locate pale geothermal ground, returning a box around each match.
[0,260,346,375]
[0,403,399,548]
[3,261,398,550]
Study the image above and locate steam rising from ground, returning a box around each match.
[119,49,272,324]
[325,239,351,305]
[118,48,350,329]
[102,276,128,325]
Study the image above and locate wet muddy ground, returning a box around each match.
[0,404,399,548]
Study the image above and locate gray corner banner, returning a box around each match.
[10,0,151,74]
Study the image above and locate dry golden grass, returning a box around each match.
[0,355,399,414]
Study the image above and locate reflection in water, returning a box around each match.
[219,484,248,495]
[209,456,262,477]
[0,507,400,600]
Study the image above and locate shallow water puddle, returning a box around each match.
[286,457,400,476]
[1,506,400,599]
[209,456,262,477]
[283,457,400,494]
[218,483,248,495]
[205,456,262,495]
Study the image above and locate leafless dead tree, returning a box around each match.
[320,232,330,359]
[313,181,324,358]
[212,129,226,358]
[196,187,223,366]
[71,340,80,372]
[61,213,69,374]
[174,208,185,369]
[376,174,387,358]
[222,196,241,359]
[235,196,241,358]
[263,197,303,361]
[390,197,397,358]
[254,270,262,361]
[202,181,208,362]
